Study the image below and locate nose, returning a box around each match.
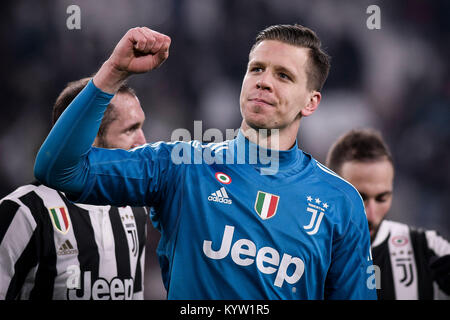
[256,74,273,92]
[132,129,146,148]
[364,199,376,221]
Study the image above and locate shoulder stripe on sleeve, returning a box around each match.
[316,161,362,193]
[316,161,343,180]
[0,194,39,300]
[425,230,450,257]
[4,234,39,300]
[315,161,366,215]
[0,200,21,245]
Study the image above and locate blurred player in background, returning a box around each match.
[326,128,450,299]
[0,77,148,299]
[34,25,376,299]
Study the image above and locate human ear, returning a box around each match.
[300,91,321,117]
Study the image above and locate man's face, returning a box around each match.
[339,159,394,242]
[94,93,146,150]
[239,40,318,132]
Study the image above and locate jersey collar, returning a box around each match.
[232,129,302,173]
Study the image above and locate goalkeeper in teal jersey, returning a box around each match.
[34,24,377,299]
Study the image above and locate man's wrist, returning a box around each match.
[93,60,129,94]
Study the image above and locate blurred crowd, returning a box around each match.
[1,0,449,299]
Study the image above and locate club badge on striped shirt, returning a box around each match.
[48,207,70,234]
[254,191,280,220]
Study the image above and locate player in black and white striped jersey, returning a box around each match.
[0,77,148,300]
[326,128,450,300]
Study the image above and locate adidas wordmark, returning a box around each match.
[208,187,232,204]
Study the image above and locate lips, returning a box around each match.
[248,97,275,106]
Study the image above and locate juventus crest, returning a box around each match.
[119,208,139,257]
[303,196,329,235]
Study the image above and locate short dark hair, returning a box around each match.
[52,77,137,140]
[251,24,331,92]
[326,128,393,174]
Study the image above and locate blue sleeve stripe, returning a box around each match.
[315,161,365,204]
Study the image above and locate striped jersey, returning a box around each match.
[34,80,377,299]
[372,219,450,299]
[0,182,147,300]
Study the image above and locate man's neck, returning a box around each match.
[240,121,298,151]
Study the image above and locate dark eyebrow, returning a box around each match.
[123,122,142,133]
[376,191,393,198]
[247,60,265,69]
[359,191,393,200]
[248,61,297,81]
[274,65,296,81]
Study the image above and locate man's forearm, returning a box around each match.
[93,60,129,94]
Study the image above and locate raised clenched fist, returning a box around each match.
[94,27,171,93]
[108,27,171,74]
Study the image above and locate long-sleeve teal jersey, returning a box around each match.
[34,80,377,300]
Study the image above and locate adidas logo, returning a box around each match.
[57,239,79,256]
[208,187,232,205]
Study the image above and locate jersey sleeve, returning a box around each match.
[0,197,38,299]
[425,230,450,296]
[67,142,180,208]
[324,193,378,300]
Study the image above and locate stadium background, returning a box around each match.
[0,0,449,299]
